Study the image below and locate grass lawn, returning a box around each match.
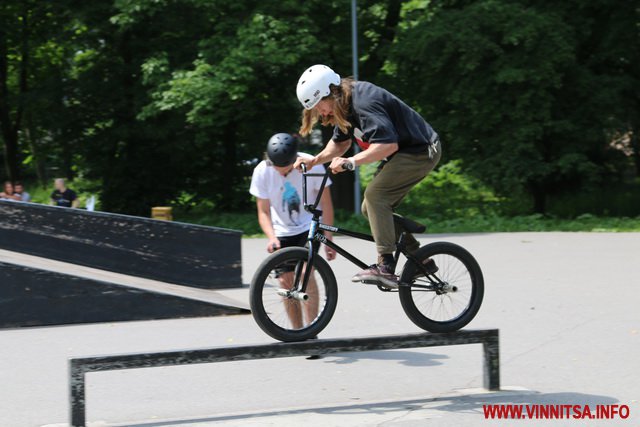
[174,209,640,236]
[21,180,640,234]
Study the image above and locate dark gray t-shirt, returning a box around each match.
[332,81,438,154]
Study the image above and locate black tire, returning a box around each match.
[399,242,484,333]
[250,247,338,342]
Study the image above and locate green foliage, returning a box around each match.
[425,214,640,233]
[388,0,639,212]
[396,160,501,219]
[1,0,638,221]
[361,159,502,219]
[173,206,262,236]
[545,181,640,218]
[174,207,640,235]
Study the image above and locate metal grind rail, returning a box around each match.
[69,329,500,426]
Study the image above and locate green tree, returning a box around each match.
[390,0,638,213]
[2,0,411,214]
[0,0,90,185]
[5,0,634,218]
[132,0,359,211]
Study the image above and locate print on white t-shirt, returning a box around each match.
[282,181,301,225]
[249,153,331,237]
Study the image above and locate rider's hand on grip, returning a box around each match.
[341,162,354,171]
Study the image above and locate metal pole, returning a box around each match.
[351,0,362,215]
[69,362,86,427]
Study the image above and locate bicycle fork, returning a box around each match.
[276,256,313,302]
[277,220,319,301]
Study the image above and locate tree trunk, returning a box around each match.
[530,182,547,214]
[1,130,18,181]
[630,127,640,177]
[0,21,19,181]
[23,118,47,186]
[220,121,238,210]
[0,5,29,182]
[359,0,402,79]
[101,29,136,213]
[61,136,75,180]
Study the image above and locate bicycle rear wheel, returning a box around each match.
[399,242,484,333]
[250,247,338,342]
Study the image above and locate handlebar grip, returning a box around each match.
[301,163,308,173]
[341,162,354,171]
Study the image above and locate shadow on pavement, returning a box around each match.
[325,350,448,367]
[118,389,619,427]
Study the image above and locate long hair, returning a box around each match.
[299,78,355,136]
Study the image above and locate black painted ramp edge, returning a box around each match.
[0,200,242,289]
[0,262,249,329]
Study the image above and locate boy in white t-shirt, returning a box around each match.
[250,133,336,330]
[250,133,335,258]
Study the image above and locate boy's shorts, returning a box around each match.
[278,231,308,249]
[273,231,310,277]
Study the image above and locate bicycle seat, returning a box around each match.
[393,213,426,234]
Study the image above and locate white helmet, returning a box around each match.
[296,65,341,110]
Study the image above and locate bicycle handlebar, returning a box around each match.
[300,161,353,213]
[300,162,329,213]
[341,161,354,171]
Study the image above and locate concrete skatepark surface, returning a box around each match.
[1,232,638,426]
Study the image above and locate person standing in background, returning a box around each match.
[13,182,31,202]
[51,178,79,208]
[0,181,20,201]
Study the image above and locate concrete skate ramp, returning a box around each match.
[0,260,248,328]
[0,200,241,289]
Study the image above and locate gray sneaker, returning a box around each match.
[352,264,399,289]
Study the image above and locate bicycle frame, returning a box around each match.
[296,165,438,293]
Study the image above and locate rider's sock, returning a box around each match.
[378,253,396,273]
[405,233,421,255]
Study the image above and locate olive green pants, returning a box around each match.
[362,142,441,256]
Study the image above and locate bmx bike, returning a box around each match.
[250,163,484,342]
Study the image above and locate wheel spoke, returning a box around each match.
[407,251,475,323]
[253,251,332,336]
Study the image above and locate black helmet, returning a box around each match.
[266,133,298,167]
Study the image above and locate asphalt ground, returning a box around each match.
[1,232,638,426]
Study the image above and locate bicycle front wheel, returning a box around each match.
[249,247,338,342]
[399,242,484,333]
